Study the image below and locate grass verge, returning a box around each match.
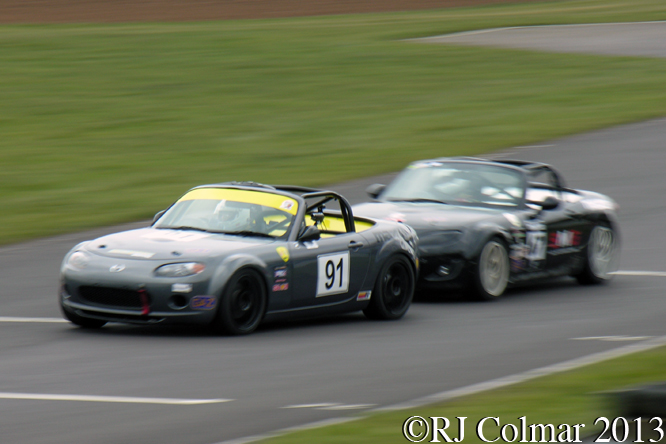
[259,343,666,444]
[3,0,666,244]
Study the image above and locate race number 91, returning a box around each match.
[316,251,350,297]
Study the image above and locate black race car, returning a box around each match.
[60,183,418,334]
[352,158,620,300]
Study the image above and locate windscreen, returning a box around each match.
[382,162,525,208]
[154,188,298,238]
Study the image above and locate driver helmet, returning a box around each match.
[213,200,250,231]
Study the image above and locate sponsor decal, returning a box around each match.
[547,230,583,256]
[356,291,372,301]
[171,283,193,293]
[276,246,290,263]
[109,264,126,273]
[509,246,527,272]
[273,266,290,291]
[108,249,155,258]
[548,230,581,248]
[280,200,295,211]
[190,296,217,310]
[272,283,289,292]
[510,258,526,272]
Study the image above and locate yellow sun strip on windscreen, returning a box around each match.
[178,188,298,215]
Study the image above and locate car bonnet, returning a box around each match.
[352,201,503,232]
[82,227,272,261]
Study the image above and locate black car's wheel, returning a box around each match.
[473,238,510,301]
[575,224,619,285]
[213,268,267,335]
[363,255,415,320]
[61,306,107,329]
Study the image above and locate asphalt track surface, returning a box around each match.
[2,23,666,444]
[420,21,666,58]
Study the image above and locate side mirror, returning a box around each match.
[366,183,386,199]
[541,196,560,211]
[298,225,321,242]
[152,210,166,225]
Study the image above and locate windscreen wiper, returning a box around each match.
[156,226,209,232]
[217,230,275,239]
[387,198,449,205]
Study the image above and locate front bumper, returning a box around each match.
[60,273,219,326]
[417,254,471,288]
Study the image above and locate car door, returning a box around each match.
[287,231,371,309]
[526,186,588,272]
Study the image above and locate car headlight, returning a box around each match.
[66,251,90,270]
[154,262,205,277]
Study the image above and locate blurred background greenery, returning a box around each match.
[2,0,666,245]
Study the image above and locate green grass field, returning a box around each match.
[3,0,666,245]
[259,343,666,444]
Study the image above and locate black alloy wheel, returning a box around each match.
[214,268,267,335]
[363,255,415,320]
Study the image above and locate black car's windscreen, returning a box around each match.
[154,188,298,238]
[382,162,525,208]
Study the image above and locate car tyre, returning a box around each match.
[473,238,510,301]
[61,306,107,329]
[363,255,415,320]
[575,224,619,285]
[212,268,267,335]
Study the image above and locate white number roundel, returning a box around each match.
[316,252,350,297]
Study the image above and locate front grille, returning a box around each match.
[78,286,150,309]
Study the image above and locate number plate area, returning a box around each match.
[316,251,350,297]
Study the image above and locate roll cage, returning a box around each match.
[199,182,357,241]
[273,185,356,235]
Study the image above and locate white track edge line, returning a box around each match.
[213,335,666,444]
[611,271,666,277]
[282,403,341,409]
[0,317,67,323]
[0,392,233,405]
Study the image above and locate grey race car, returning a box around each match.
[352,158,620,300]
[60,183,418,334]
